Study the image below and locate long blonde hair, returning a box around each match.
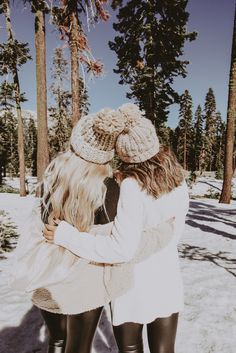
[41,150,112,231]
[117,145,184,198]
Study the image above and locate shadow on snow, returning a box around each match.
[0,306,118,353]
[186,201,236,240]
[179,200,236,277]
[179,243,236,278]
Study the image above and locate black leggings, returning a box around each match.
[113,313,179,353]
[40,307,103,353]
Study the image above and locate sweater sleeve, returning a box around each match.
[54,179,144,264]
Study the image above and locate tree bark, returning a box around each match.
[14,72,27,196]
[69,1,80,125]
[35,10,49,192]
[183,130,187,170]
[146,1,155,125]
[220,6,236,204]
[4,0,26,196]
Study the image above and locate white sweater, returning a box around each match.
[55,178,189,324]
[55,178,188,263]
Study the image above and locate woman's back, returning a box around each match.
[142,180,189,238]
[110,178,189,325]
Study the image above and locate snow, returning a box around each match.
[0,184,235,353]
[3,177,37,194]
[189,176,236,199]
[176,198,236,353]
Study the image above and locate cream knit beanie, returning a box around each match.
[70,108,124,164]
[116,103,160,163]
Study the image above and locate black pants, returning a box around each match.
[113,313,179,353]
[40,307,103,353]
[41,308,178,353]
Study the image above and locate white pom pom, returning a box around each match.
[93,108,125,136]
[118,103,143,120]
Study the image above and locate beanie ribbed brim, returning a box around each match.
[71,140,114,164]
[117,144,159,163]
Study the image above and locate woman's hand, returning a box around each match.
[43,219,60,243]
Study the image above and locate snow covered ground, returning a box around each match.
[0,180,235,353]
[188,176,236,199]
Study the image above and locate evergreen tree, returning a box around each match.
[109,0,197,135]
[167,127,175,150]
[220,5,236,203]
[172,126,180,156]
[0,0,31,196]
[203,88,217,171]
[48,47,89,157]
[214,112,225,179]
[0,81,18,182]
[176,90,193,170]
[5,110,18,178]
[193,105,204,172]
[157,125,172,146]
[52,1,109,125]
[48,47,72,157]
[26,0,50,189]
[25,117,37,176]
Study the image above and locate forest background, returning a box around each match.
[0,0,235,203]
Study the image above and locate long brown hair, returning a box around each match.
[117,145,184,198]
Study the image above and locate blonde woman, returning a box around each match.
[11,108,174,353]
[44,104,189,353]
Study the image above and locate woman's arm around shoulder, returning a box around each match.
[54,178,144,264]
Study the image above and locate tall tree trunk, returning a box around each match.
[220,6,236,204]
[14,72,27,196]
[183,130,187,170]
[0,163,2,185]
[146,2,155,125]
[69,1,80,125]
[4,0,26,196]
[35,10,49,192]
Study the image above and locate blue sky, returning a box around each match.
[0,0,235,127]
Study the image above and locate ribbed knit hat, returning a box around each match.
[116,103,160,163]
[70,108,124,164]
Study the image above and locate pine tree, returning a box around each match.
[49,47,72,157]
[109,0,197,135]
[5,111,19,178]
[48,47,89,157]
[193,105,204,172]
[167,128,175,150]
[52,1,109,125]
[26,0,50,189]
[220,5,236,203]
[203,88,217,171]
[157,125,172,146]
[25,117,37,176]
[176,90,193,170]
[64,0,80,126]
[0,1,31,196]
[214,112,225,179]
[0,81,19,182]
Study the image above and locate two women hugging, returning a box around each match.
[10,103,189,353]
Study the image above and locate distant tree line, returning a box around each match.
[170,87,226,177]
